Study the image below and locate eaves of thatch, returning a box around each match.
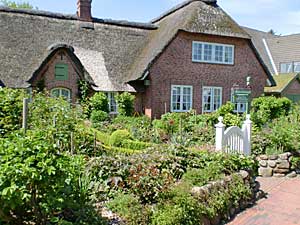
[0,6,155,91]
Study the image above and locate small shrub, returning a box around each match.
[107,193,149,225]
[251,96,292,127]
[151,182,202,225]
[90,110,109,123]
[109,129,131,147]
[291,156,300,172]
[0,132,104,224]
[0,88,26,136]
[182,164,224,186]
[115,92,135,116]
[89,92,109,113]
[121,139,152,150]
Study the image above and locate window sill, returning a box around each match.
[192,60,234,66]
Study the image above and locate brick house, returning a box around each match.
[0,0,275,118]
[245,27,300,102]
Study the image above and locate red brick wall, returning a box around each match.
[31,49,82,103]
[143,31,269,118]
[282,79,300,95]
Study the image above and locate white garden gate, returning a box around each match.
[215,115,252,155]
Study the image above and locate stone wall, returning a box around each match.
[191,170,259,225]
[257,152,297,178]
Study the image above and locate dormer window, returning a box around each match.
[192,41,234,65]
[55,64,68,80]
[280,62,300,73]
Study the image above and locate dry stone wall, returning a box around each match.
[191,170,260,225]
[257,152,297,178]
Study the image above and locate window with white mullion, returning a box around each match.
[192,41,234,64]
[202,87,222,113]
[171,85,193,112]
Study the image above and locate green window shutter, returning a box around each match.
[55,64,68,80]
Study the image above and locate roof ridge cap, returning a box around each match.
[151,0,216,24]
[0,6,157,30]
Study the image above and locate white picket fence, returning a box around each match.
[215,115,252,155]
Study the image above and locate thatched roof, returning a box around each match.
[243,27,276,75]
[0,6,152,91]
[0,1,271,91]
[127,0,251,82]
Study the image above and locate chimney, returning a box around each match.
[77,0,92,22]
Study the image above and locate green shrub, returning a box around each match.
[27,93,105,156]
[107,193,149,225]
[109,129,131,147]
[0,88,26,136]
[115,92,135,116]
[182,164,224,186]
[0,132,104,224]
[251,96,292,127]
[151,182,202,225]
[291,156,300,171]
[89,92,109,113]
[90,110,109,123]
[121,139,152,150]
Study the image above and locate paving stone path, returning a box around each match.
[228,177,300,225]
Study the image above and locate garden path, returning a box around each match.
[228,177,300,225]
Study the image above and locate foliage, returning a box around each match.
[151,182,202,225]
[291,156,300,172]
[182,164,224,187]
[109,129,131,147]
[151,174,252,225]
[251,96,292,128]
[0,88,26,136]
[121,139,152,150]
[0,132,104,225]
[115,92,135,116]
[107,193,150,225]
[89,92,109,113]
[28,93,99,156]
[0,0,35,9]
[77,79,90,104]
[252,105,300,155]
[90,110,109,124]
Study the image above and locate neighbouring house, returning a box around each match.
[0,0,275,118]
[244,27,300,102]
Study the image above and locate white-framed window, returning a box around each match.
[280,63,293,73]
[231,93,247,113]
[171,85,193,112]
[106,92,118,114]
[294,62,300,72]
[51,88,71,102]
[192,41,234,65]
[202,87,222,113]
[279,62,300,73]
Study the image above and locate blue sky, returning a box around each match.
[13,0,300,35]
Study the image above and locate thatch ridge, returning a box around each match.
[0,6,157,30]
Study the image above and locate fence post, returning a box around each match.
[242,114,252,156]
[215,116,225,151]
[22,98,29,134]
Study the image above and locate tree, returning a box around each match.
[0,0,34,9]
[268,29,276,35]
